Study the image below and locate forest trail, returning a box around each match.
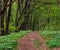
[17,31,60,50]
[17,31,48,50]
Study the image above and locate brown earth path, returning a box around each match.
[17,31,60,50]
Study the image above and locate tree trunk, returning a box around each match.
[5,0,12,35]
[0,0,4,36]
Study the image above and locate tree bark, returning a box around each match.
[5,0,12,35]
[0,0,4,36]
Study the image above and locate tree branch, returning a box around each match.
[0,0,16,15]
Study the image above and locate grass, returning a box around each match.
[34,39,41,48]
[0,30,31,50]
[40,30,60,48]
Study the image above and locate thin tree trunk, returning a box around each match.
[5,0,12,35]
[0,0,4,36]
[15,0,22,32]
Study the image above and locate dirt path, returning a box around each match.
[17,31,60,50]
[17,31,48,50]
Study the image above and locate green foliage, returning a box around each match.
[46,38,60,48]
[40,0,59,3]
[0,30,31,50]
[32,3,60,30]
[0,40,17,50]
[3,0,60,31]
[40,30,60,48]
[40,30,60,38]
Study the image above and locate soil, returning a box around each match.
[17,31,60,50]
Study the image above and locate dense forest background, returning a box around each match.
[0,0,60,36]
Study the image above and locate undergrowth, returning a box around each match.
[40,30,60,48]
[0,30,31,50]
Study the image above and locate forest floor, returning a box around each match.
[17,31,60,50]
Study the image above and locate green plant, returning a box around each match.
[40,30,60,48]
[0,30,31,50]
